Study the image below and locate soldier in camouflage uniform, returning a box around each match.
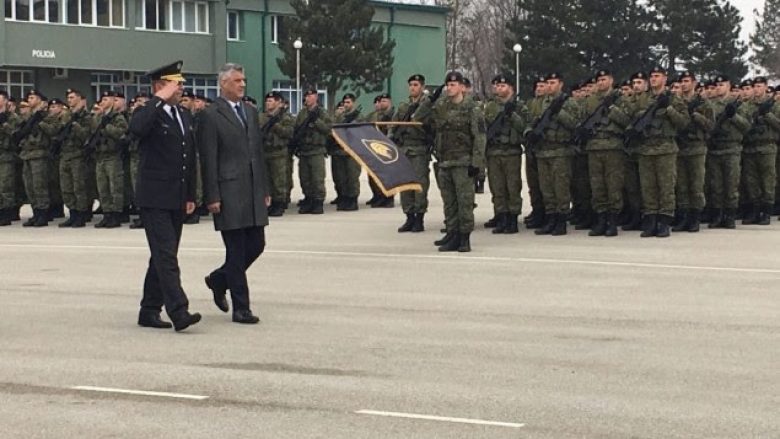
[741,77,780,225]
[292,87,332,214]
[579,70,632,237]
[57,89,92,228]
[329,93,361,211]
[364,94,395,207]
[0,91,21,226]
[392,74,432,233]
[259,91,294,217]
[707,75,752,229]
[90,90,129,228]
[570,78,594,231]
[627,66,690,238]
[422,71,485,252]
[522,76,549,229]
[621,72,647,231]
[482,74,525,234]
[672,71,714,233]
[128,93,150,229]
[18,90,62,227]
[526,72,579,236]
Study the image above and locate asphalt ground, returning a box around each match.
[0,177,778,438]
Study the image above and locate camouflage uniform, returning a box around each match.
[674,95,714,230]
[524,95,546,227]
[293,105,332,212]
[741,97,780,223]
[0,111,21,224]
[392,95,432,229]
[19,109,62,216]
[708,98,751,227]
[569,97,593,228]
[91,110,128,220]
[259,107,294,214]
[58,108,92,216]
[483,95,525,233]
[329,107,362,209]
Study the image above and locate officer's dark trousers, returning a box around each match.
[211,226,265,312]
[140,208,190,318]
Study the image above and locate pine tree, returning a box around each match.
[750,0,780,78]
[276,0,395,109]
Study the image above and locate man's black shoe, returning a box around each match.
[232,310,260,324]
[138,312,173,329]
[172,311,202,332]
[205,275,229,313]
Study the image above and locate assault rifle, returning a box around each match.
[711,99,742,136]
[572,91,620,146]
[83,112,115,153]
[288,106,320,155]
[623,91,671,146]
[525,93,569,150]
[11,109,46,146]
[486,99,517,143]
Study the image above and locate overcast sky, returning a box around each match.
[734,0,759,45]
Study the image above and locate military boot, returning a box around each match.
[551,213,568,236]
[103,212,121,228]
[504,214,519,234]
[708,209,723,228]
[574,211,593,230]
[484,215,498,228]
[398,213,415,233]
[457,233,471,252]
[773,201,780,216]
[534,214,556,235]
[621,210,641,231]
[375,196,395,208]
[0,209,11,226]
[268,201,284,217]
[588,213,607,236]
[412,213,425,232]
[298,199,313,214]
[365,194,379,206]
[640,214,657,238]
[342,197,359,211]
[670,209,683,228]
[71,211,86,228]
[22,211,37,227]
[742,204,760,225]
[58,211,76,228]
[33,209,49,227]
[757,204,772,225]
[119,206,131,223]
[49,203,65,219]
[94,214,109,228]
[309,199,324,214]
[492,213,508,234]
[438,233,461,252]
[434,231,456,246]
[686,209,701,232]
[12,205,21,221]
[721,209,736,229]
[329,195,341,205]
[700,206,713,223]
[604,212,619,237]
[655,215,671,238]
[672,209,690,232]
[526,211,546,229]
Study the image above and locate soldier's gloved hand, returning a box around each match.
[525,131,542,144]
[656,93,671,109]
[724,103,738,118]
[467,166,479,177]
[758,100,774,116]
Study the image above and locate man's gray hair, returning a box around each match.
[218,63,244,83]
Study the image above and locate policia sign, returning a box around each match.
[331,122,422,196]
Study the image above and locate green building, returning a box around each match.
[0,0,446,111]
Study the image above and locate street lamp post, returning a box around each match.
[293,38,303,111]
[513,43,523,91]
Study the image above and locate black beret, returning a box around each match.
[342,93,356,101]
[146,60,185,82]
[594,69,612,79]
[373,95,382,103]
[48,98,66,106]
[134,91,150,99]
[27,89,48,101]
[445,71,464,84]
[100,90,117,99]
[534,76,547,85]
[714,74,730,83]
[193,94,206,101]
[492,74,514,86]
[113,90,125,99]
[66,88,84,98]
[378,93,391,100]
[620,79,632,87]
[740,79,754,88]
[462,77,472,87]
[545,72,563,81]
[265,91,284,100]
[181,90,195,98]
[630,71,647,81]
[302,86,318,96]
[678,70,696,82]
[753,76,768,85]
[649,65,668,75]
[408,74,425,83]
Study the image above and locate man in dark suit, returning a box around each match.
[198,63,270,325]
[129,61,201,332]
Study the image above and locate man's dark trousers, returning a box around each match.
[139,208,190,317]
[209,226,265,311]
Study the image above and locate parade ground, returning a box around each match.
[0,181,778,438]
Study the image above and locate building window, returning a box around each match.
[272,80,327,115]
[90,72,216,101]
[6,0,124,26]
[270,15,287,44]
[226,10,240,41]
[185,76,218,100]
[136,0,207,33]
[0,69,35,101]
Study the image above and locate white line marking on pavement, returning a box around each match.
[355,410,525,428]
[71,386,209,400]
[3,243,780,274]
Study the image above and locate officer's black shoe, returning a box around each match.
[32,209,49,227]
[504,215,519,234]
[526,212,546,229]
[551,214,568,236]
[534,214,556,235]
[129,218,144,229]
[103,212,121,228]
[474,178,485,194]
[309,199,324,214]
[708,209,723,228]
[742,205,760,225]
[93,205,104,215]
[58,213,76,228]
[434,231,456,246]
[672,209,690,232]
[71,211,86,228]
[621,210,641,231]
[398,213,415,233]
[457,233,471,252]
[484,215,498,228]
[204,275,229,313]
[588,213,607,236]
[655,215,671,238]
[232,310,260,324]
[12,206,21,221]
[574,212,593,230]
[604,212,619,237]
[492,213,508,234]
[329,196,341,205]
[686,209,701,232]
[365,194,379,206]
[184,213,200,224]
[758,204,772,225]
[640,214,657,237]
[138,312,173,329]
[172,311,202,332]
[722,209,737,229]
[22,214,37,227]
[438,233,461,252]
[412,213,425,232]
[0,209,10,226]
[196,204,209,216]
